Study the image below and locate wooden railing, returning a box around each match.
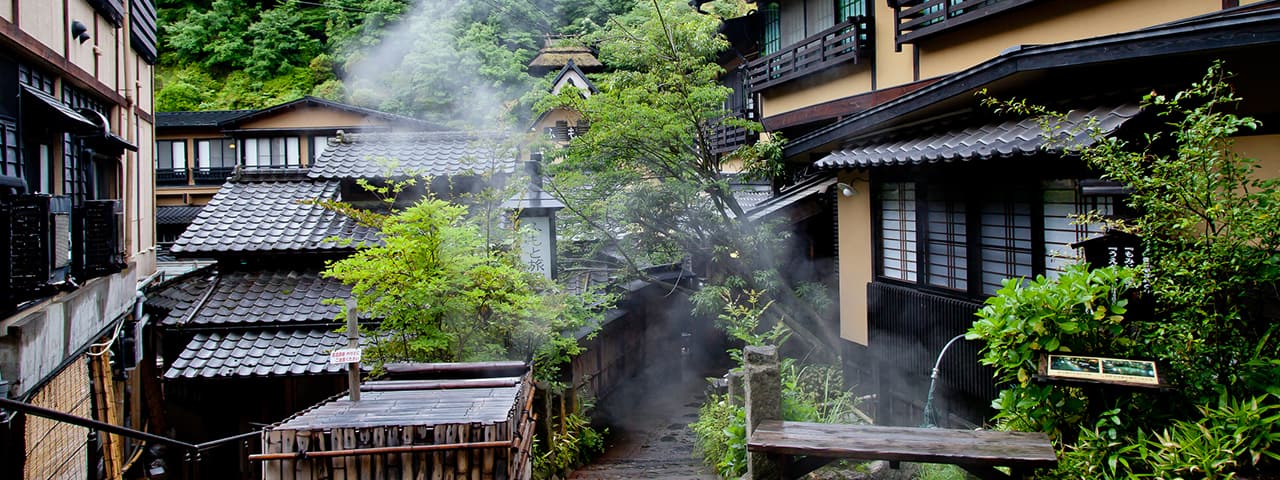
[747,16,872,91]
[893,0,1041,47]
[708,111,758,155]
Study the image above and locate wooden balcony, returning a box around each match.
[747,16,872,92]
[893,0,1042,47]
[708,115,758,156]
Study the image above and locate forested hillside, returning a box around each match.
[156,0,630,126]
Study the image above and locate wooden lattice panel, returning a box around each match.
[24,358,91,480]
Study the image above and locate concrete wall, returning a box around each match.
[0,268,138,398]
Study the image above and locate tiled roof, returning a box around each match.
[156,205,203,225]
[815,105,1140,169]
[732,183,774,212]
[164,328,369,379]
[145,266,217,313]
[171,171,378,255]
[157,268,350,327]
[308,132,516,180]
[156,110,254,128]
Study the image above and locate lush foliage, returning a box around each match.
[968,264,1138,439]
[533,409,607,479]
[543,0,834,358]
[325,195,589,365]
[690,360,860,479]
[691,292,861,478]
[156,0,632,124]
[973,63,1280,478]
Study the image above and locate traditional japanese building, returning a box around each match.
[153,97,441,262]
[719,0,1280,425]
[145,131,516,478]
[0,0,158,477]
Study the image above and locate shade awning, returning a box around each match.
[21,85,99,133]
[746,176,837,221]
[814,105,1140,170]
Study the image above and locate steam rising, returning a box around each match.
[343,0,539,128]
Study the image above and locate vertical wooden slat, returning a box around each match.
[281,430,297,480]
[400,427,415,480]
[372,427,386,479]
[432,425,447,480]
[263,431,280,480]
[295,431,313,480]
[481,424,495,479]
[358,428,373,480]
[343,428,358,480]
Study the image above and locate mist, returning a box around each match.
[342,0,556,129]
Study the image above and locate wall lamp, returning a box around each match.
[835,182,857,198]
[71,21,91,44]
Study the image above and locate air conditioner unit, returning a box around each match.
[8,194,72,297]
[75,199,124,278]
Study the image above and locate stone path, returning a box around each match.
[569,364,720,480]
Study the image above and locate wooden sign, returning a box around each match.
[329,348,362,365]
[1039,354,1161,388]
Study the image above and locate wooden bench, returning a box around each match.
[747,420,1058,480]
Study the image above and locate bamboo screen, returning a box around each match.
[24,357,91,480]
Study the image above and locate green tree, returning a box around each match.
[542,0,834,357]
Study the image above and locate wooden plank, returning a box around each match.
[359,428,373,480]
[343,428,358,480]
[401,426,415,480]
[264,431,281,480]
[481,423,495,478]
[373,427,386,479]
[295,431,313,480]
[281,429,297,480]
[746,421,1056,468]
[432,425,446,480]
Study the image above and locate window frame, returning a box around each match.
[872,169,1093,300]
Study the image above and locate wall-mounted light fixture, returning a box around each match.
[71,21,91,44]
[835,182,857,198]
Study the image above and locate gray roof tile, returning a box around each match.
[309,132,516,180]
[164,328,370,380]
[171,171,377,255]
[815,105,1140,169]
[157,206,204,225]
[156,110,255,129]
[157,268,352,327]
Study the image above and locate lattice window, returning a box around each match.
[925,188,967,291]
[979,189,1034,295]
[1043,179,1113,278]
[879,181,917,282]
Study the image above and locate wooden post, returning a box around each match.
[743,345,781,480]
[346,298,361,403]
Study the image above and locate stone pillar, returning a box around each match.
[744,345,781,480]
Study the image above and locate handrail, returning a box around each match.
[747,16,871,91]
[893,0,1043,47]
